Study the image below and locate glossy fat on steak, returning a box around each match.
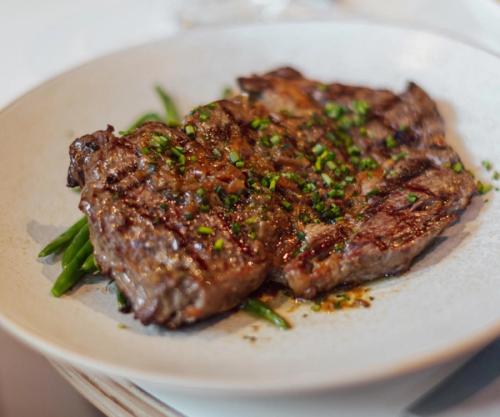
[68,68,475,327]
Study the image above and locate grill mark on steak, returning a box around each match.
[67,68,476,327]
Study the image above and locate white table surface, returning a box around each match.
[1,1,499,416]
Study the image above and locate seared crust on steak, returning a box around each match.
[68,68,475,327]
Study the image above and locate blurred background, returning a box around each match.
[0,1,499,416]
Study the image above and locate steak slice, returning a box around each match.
[68,68,475,327]
[238,67,476,297]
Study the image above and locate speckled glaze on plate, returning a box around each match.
[0,21,499,394]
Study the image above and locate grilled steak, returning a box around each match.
[68,68,475,327]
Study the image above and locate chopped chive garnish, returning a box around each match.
[338,115,352,130]
[185,125,196,136]
[328,204,341,218]
[229,150,244,168]
[213,238,224,251]
[352,100,370,116]
[248,230,257,240]
[149,134,169,153]
[312,144,325,155]
[493,171,500,181]
[366,188,380,197]
[264,173,280,192]
[347,145,361,156]
[281,200,293,211]
[296,231,306,241]
[270,134,281,146]
[250,118,270,130]
[171,146,186,169]
[311,303,321,312]
[229,150,240,163]
[196,188,205,197]
[327,189,344,199]
[407,193,418,203]
[385,134,397,148]
[197,226,214,235]
[245,216,259,225]
[173,145,185,153]
[212,148,222,159]
[482,160,492,171]
[477,181,493,195]
[321,173,333,187]
[199,110,210,121]
[223,194,239,209]
[359,157,378,171]
[344,176,355,183]
[313,201,325,213]
[392,152,407,161]
[334,242,345,252]
[326,160,337,171]
[260,136,272,147]
[231,223,241,234]
[302,182,316,193]
[324,102,343,120]
[452,161,464,173]
[140,147,150,155]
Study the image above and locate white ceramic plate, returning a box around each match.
[0,21,499,394]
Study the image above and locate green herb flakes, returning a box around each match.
[251,118,270,130]
[185,125,196,136]
[452,162,464,173]
[352,100,370,116]
[482,160,493,171]
[270,134,281,146]
[324,102,344,120]
[407,193,418,204]
[213,238,224,251]
[391,152,407,161]
[231,223,241,235]
[385,134,397,149]
[197,226,214,235]
[477,181,493,195]
[281,200,293,211]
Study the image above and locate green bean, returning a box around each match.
[61,223,90,268]
[38,217,87,258]
[51,240,93,297]
[117,287,129,312]
[81,253,98,274]
[241,298,290,330]
[125,112,163,133]
[155,85,180,127]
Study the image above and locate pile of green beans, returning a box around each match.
[38,217,96,297]
[37,85,291,329]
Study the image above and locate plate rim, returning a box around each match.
[1,19,500,394]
